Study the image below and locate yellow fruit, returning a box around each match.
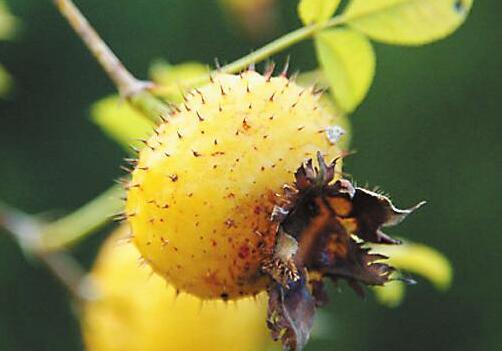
[82,225,277,351]
[125,70,343,299]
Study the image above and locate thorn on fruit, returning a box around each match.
[281,56,290,77]
[264,62,276,81]
[214,57,222,70]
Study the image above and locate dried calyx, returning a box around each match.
[262,152,425,350]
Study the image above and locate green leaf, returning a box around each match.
[0,1,19,40]
[0,64,12,97]
[149,60,208,102]
[91,95,154,151]
[344,0,473,45]
[298,0,341,25]
[314,28,375,113]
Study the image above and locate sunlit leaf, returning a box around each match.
[0,1,18,98]
[371,241,452,307]
[298,0,341,25]
[91,95,154,151]
[373,279,406,308]
[150,60,208,102]
[344,0,473,45]
[374,240,452,287]
[315,28,375,113]
[0,0,19,40]
[0,64,12,97]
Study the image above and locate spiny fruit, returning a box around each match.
[123,68,423,351]
[82,225,277,351]
[125,69,344,300]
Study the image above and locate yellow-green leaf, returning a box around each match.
[0,64,12,97]
[315,28,375,113]
[91,95,154,152]
[150,60,208,103]
[344,0,473,45]
[373,280,406,308]
[371,241,453,307]
[0,1,19,40]
[298,0,341,25]
[373,241,453,291]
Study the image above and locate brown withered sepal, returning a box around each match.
[263,152,425,350]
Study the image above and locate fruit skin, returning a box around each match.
[126,71,342,299]
[82,225,277,351]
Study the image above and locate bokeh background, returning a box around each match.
[0,0,500,350]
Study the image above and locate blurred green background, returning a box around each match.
[0,0,500,350]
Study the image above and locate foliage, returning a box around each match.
[0,0,18,97]
[298,0,473,112]
[314,28,375,112]
[372,241,453,307]
[149,60,208,102]
[298,0,341,24]
[91,96,154,152]
[0,0,18,40]
[0,64,12,97]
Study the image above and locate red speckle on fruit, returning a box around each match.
[238,245,250,259]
